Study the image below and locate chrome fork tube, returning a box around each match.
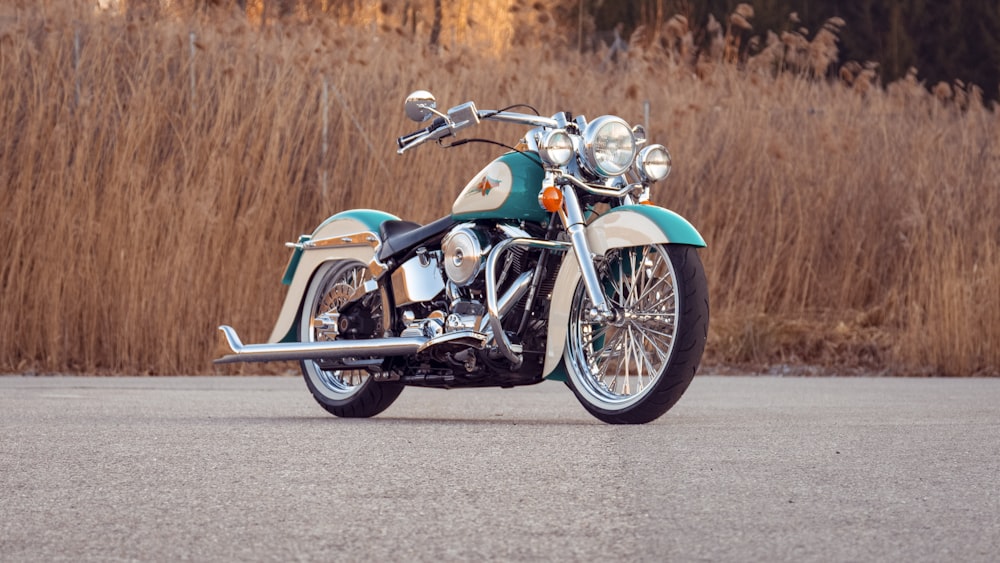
[559,186,613,321]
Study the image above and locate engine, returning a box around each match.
[395,223,527,337]
[389,222,551,385]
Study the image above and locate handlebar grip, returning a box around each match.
[397,117,448,149]
[396,129,427,148]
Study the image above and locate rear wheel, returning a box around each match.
[299,260,403,418]
[564,244,708,424]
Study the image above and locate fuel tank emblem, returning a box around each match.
[452,160,515,217]
[477,176,500,196]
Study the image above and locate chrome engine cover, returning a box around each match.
[391,254,445,306]
[441,225,489,286]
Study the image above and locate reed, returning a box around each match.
[1,5,997,375]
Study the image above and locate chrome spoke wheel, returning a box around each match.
[299,260,403,417]
[565,243,698,420]
[304,263,372,398]
[569,244,678,407]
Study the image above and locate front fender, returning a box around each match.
[268,209,399,343]
[542,205,705,378]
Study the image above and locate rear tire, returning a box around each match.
[564,244,708,424]
[299,260,403,418]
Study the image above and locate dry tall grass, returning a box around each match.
[1,5,997,375]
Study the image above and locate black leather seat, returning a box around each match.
[377,216,459,263]
[379,220,422,241]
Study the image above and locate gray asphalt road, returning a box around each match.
[1,375,998,562]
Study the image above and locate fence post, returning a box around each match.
[321,76,329,199]
[73,25,81,109]
[189,31,196,103]
[643,100,650,133]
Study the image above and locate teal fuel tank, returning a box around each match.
[451,152,548,223]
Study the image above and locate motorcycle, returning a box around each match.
[216,91,709,424]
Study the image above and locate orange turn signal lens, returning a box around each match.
[539,186,564,212]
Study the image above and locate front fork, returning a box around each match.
[558,185,615,323]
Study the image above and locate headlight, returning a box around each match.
[539,130,574,166]
[636,144,672,182]
[582,116,636,177]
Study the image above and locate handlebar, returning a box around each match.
[397,106,559,154]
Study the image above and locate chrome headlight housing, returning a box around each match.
[636,144,672,182]
[581,116,636,177]
[538,129,574,167]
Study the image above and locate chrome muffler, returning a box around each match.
[213,325,428,364]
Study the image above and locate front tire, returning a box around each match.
[564,244,708,424]
[299,260,403,418]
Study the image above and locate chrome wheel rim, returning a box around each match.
[567,244,679,409]
[303,263,375,398]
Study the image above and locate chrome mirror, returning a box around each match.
[404,90,437,123]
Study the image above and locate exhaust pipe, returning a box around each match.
[214,325,428,364]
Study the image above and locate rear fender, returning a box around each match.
[542,205,705,378]
[268,209,399,343]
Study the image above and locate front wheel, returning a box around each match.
[299,260,403,418]
[564,244,708,424]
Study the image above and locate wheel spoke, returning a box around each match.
[637,327,672,365]
[635,285,673,312]
[627,326,643,394]
[631,322,675,343]
[625,249,641,307]
[608,255,626,302]
[620,328,631,395]
[628,311,676,319]
[640,326,658,392]
[637,328,663,384]
[600,327,629,360]
[596,335,618,388]
[634,267,673,306]
[595,329,625,385]
[634,332,673,365]
[583,323,612,347]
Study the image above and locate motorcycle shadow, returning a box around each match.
[372,415,599,426]
[222,415,600,427]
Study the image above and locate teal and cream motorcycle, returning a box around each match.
[216,91,709,424]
